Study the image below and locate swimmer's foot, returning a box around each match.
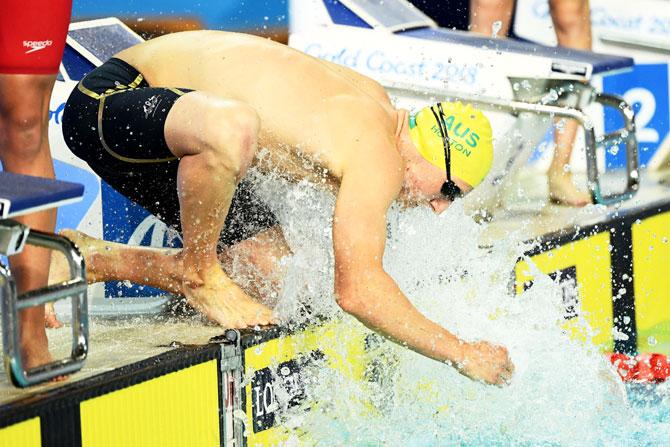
[183,266,276,328]
[548,173,591,207]
[20,328,68,383]
[44,302,63,329]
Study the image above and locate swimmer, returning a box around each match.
[60,31,514,386]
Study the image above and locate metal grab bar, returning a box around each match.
[1,222,88,387]
[593,93,639,205]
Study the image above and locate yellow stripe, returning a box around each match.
[632,211,670,354]
[166,87,183,96]
[126,73,144,89]
[80,360,220,447]
[0,417,41,447]
[96,95,178,164]
[77,81,102,100]
[78,73,145,99]
[515,232,613,350]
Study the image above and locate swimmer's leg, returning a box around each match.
[547,118,591,206]
[53,229,183,293]
[162,91,275,327]
[57,226,290,306]
[547,0,592,207]
[470,0,514,36]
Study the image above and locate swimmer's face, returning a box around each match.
[399,157,472,214]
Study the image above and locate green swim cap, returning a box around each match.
[409,101,494,187]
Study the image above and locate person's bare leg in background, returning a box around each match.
[546,0,592,206]
[470,0,593,206]
[469,0,515,35]
[0,74,61,371]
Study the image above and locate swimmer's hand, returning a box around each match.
[456,341,514,386]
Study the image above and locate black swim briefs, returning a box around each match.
[62,57,277,247]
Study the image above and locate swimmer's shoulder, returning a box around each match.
[320,95,401,169]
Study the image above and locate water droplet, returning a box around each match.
[491,20,502,38]
[541,90,559,104]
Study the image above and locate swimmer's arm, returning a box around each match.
[332,140,513,386]
[333,159,468,369]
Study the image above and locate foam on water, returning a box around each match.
[249,171,669,446]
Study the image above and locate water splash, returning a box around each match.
[248,172,668,445]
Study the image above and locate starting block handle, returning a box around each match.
[1,224,88,387]
[537,92,638,206]
[591,93,640,205]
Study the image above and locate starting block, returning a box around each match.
[0,171,88,387]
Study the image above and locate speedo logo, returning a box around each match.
[23,40,53,54]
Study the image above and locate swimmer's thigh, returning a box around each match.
[163,91,259,169]
[64,84,276,240]
[63,85,190,228]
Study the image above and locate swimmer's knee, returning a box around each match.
[0,98,45,127]
[206,102,260,179]
[168,93,259,178]
[229,103,260,170]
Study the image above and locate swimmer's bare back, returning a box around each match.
[116,30,402,186]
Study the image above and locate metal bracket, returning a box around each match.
[1,224,88,387]
[213,329,244,447]
[0,220,29,256]
[219,329,242,371]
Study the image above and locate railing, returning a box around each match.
[1,221,88,387]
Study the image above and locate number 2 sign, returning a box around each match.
[603,63,670,168]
